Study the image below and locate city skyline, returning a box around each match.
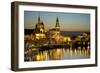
[24,11,90,32]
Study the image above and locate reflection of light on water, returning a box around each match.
[49,48,63,60]
[74,49,77,56]
[24,47,90,61]
[79,49,82,56]
[80,47,89,57]
[70,48,73,57]
[84,49,87,56]
[87,45,90,49]
[43,51,48,60]
[35,52,44,61]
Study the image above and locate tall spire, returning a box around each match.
[55,17,60,28]
[38,16,40,23]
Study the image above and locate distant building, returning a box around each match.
[24,16,73,44]
[35,16,46,40]
[49,17,63,44]
[55,17,60,31]
[35,16,45,33]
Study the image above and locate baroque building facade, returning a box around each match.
[49,17,63,44]
[35,16,46,40]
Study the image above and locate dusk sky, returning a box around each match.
[24,11,90,31]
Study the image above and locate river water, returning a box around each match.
[24,46,90,61]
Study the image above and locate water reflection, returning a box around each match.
[24,46,90,61]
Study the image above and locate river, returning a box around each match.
[24,46,90,61]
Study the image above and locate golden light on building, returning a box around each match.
[35,33,46,40]
[63,36,71,42]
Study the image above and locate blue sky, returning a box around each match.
[24,11,90,31]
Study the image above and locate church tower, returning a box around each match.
[55,17,60,30]
[38,16,40,23]
[35,16,45,33]
[35,16,46,40]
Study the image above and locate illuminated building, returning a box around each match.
[63,36,71,42]
[49,17,63,44]
[35,16,46,40]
